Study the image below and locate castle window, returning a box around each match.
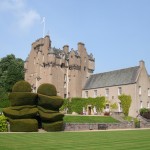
[94,90,97,98]
[61,63,65,68]
[105,88,109,98]
[148,88,150,97]
[85,91,88,98]
[139,86,141,95]
[64,74,67,82]
[118,87,122,95]
[140,101,143,108]
[84,66,86,71]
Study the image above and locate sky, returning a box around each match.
[0,0,150,74]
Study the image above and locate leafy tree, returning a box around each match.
[118,94,132,116]
[0,54,24,92]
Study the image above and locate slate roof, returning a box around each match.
[83,66,140,90]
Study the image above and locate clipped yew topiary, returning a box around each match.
[38,94,63,110]
[37,83,57,96]
[9,92,37,106]
[42,121,64,132]
[3,81,38,132]
[3,106,38,119]
[12,80,32,92]
[37,83,64,131]
[9,119,38,132]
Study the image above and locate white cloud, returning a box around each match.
[0,0,41,31]
[19,10,40,30]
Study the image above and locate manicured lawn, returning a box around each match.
[0,129,150,149]
[64,115,119,123]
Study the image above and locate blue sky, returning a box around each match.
[0,0,150,74]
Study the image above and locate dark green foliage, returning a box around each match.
[12,81,32,92]
[42,121,63,131]
[9,119,38,132]
[0,54,24,92]
[38,94,64,110]
[39,110,64,122]
[0,87,10,108]
[3,106,38,119]
[140,108,150,119]
[118,94,132,116]
[37,83,57,96]
[9,92,37,106]
[37,106,57,113]
[60,97,106,114]
[0,115,8,132]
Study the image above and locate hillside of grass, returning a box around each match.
[64,115,119,123]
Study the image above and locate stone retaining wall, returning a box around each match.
[64,122,135,131]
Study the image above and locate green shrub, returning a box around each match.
[38,94,64,110]
[37,83,57,96]
[9,119,38,132]
[140,108,150,119]
[140,108,149,116]
[0,115,8,132]
[39,110,64,122]
[42,121,63,131]
[118,94,132,116]
[12,80,32,92]
[3,106,38,119]
[9,92,37,106]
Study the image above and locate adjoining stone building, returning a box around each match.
[24,35,95,98]
[25,35,150,117]
[82,60,150,117]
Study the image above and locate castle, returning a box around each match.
[25,35,150,117]
[24,35,95,98]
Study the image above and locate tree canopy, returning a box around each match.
[0,54,24,92]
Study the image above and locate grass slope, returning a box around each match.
[64,115,119,123]
[0,130,150,150]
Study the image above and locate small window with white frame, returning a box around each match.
[139,86,141,95]
[94,90,97,98]
[85,91,88,98]
[105,88,109,98]
[148,88,150,97]
[118,87,122,95]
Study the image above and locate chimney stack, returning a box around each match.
[139,60,145,68]
[63,45,69,54]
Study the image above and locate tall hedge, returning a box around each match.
[118,94,132,116]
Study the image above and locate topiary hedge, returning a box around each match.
[37,83,57,96]
[38,94,63,110]
[42,121,63,132]
[39,110,64,122]
[9,119,38,132]
[37,106,57,113]
[9,92,37,106]
[3,106,38,119]
[12,81,32,92]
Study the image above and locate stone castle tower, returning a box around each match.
[24,35,95,98]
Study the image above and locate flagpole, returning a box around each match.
[42,17,45,38]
